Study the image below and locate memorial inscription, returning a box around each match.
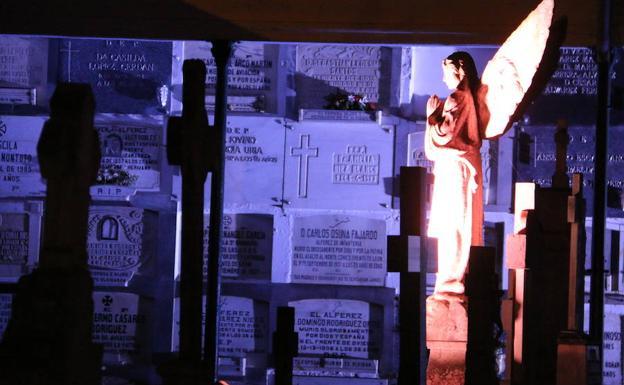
[0,116,46,197]
[202,213,273,282]
[296,45,382,109]
[93,292,147,364]
[289,299,382,359]
[284,121,393,210]
[0,294,11,338]
[291,215,386,286]
[223,116,285,206]
[0,213,28,275]
[59,39,172,113]
[92,119,162,199]
[87,207,155,287]
[0,37,48,107]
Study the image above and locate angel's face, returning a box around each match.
[442,61,461,90]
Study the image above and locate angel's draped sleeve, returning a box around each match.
[425,89,480,161]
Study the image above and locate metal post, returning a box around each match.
[204,40,232,382]
[589,1,612,381]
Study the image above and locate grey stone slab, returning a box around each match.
[174,41,279,114]
[223,116,285,206]
[202,213,273,282]
[284,120,393,210]
[91,115,163,200]
[58,39,172,114]
[0,37,49,108]
[288,298,383,360]
[0,116,47,197]
[0,213,29,278]
[87,206,158,287]
[93,291,150,365]
[296,45,399,109]
[171,295,270,359]
[291,215,386,286]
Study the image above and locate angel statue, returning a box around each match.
[425,0,565,298]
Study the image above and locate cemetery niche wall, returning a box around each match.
[1,33,624,385]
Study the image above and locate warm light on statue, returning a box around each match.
[425,0,556,298]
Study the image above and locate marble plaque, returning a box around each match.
[284,121,393,210]
[296,45,384,109]
[0,293,12,338]
[202,213,273,282]
[0,213,29,277]
[291,215,386,286]
[288,299,383,359]
[223,116,285,206]
[87,207,156,287]
[93,292,148,364]
[0,116,46,197]
[178,41,278,113]
[0,37,48,107]
[584,303,624,384]
[59,39,172,114]
[171,295,270,358]
[91,117,162,199]
[515,125,624,217]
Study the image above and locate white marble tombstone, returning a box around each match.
[93,291,148,365]
[290,215,387,286]
[91,115,163,200]
[284,119,393,210]
[288,298,383,359]
[0,116,47,197]
[0,37,49,106]
[87,206,157,287]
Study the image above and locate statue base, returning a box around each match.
[426,295,468,385]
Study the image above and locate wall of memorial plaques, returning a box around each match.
[2,33,624,385]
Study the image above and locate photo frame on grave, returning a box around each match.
[0,116,47,198]
[0,201,42,281]
[58,39,173,114]
[87,206,158,288]
[171,41,279,114]
[90,115,164,201]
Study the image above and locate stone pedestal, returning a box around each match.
[426,297,468,385]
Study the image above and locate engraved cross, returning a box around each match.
[60,41,80,82]
[291,134,318,198]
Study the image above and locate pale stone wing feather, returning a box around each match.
[480,0,554,139]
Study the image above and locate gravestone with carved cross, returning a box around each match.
[290,134,318,198]
[0,83,102,385]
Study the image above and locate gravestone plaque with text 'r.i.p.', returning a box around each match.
[93,292,149,365]
[59,39,172,114]
[0,37,48,107]
[284,121,392,210]
[0,116,46,197]
[202,213,273,282]
[87,207,157,287]
[91,117,162,199]
[291,215,386,286]
[288,299,383,359]
[223,116,285,206]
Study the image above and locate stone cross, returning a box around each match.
[290,134,318,198]
[0,83,102,384]
[387,166,428,385]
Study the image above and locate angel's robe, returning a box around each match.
[425,87,484,295]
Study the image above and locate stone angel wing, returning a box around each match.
[480,0,566,139]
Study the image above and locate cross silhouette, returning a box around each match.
[60,41,80,82]
[290,134,318,198]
